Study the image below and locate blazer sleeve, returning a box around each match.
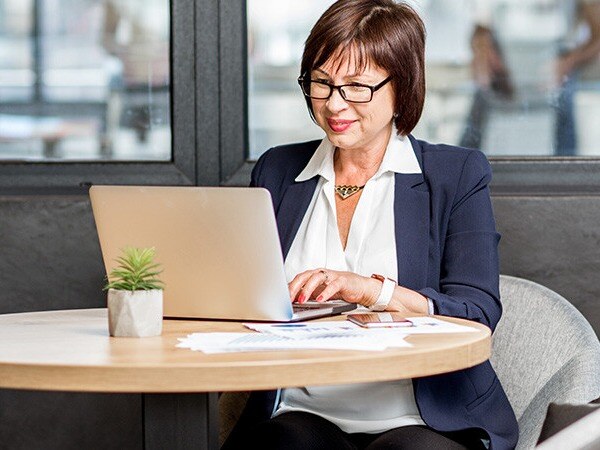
[418,151,502,330]
[249,149,269,188]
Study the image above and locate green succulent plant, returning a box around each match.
[104,247,164,291]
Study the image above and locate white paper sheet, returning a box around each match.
[246,317,479,337]
[244,321,363,338]
[176,317,478,354]
[177,330,411,354]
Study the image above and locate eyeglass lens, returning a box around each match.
[307,82,372,102]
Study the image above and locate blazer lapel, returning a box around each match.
[395,137,430,290]
[276,178,319,260]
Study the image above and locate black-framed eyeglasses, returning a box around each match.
[297,75,392,103]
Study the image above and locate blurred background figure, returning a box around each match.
[460,0,600,155]
[102,0,170,148]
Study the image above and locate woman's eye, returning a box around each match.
[346,85,369,92]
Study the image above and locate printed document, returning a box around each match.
[177,330,410,353]
[176,316,478,354]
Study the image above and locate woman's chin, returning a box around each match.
[326,132,359,151]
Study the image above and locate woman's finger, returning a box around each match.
[288,270,318,302]
[297,270,331,303]
[314,278,342,302]
[289,269,333,303]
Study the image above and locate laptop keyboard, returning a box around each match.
[292,300,345,311]
[293,304,324,311]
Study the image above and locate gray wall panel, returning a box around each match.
[1,195,598,328]
[493,196,600,337]
[0,196,105,314]
[0,391,142,450]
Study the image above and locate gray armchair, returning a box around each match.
[492,275,600,449]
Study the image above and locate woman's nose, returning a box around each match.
[325,88,349,112]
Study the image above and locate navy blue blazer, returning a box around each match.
[226,136,518,450]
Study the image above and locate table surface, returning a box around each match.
[0,309,491,393]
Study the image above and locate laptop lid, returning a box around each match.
[89,185,354,321]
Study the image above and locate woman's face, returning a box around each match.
[310,51,395,154]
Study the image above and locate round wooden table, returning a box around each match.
[0,309,491,449]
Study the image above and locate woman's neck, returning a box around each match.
[333,129,392,185]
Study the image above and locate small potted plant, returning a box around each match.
[104,247,164,337]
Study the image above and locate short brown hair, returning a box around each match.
[301,0,426,135]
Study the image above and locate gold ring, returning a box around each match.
[319,269,329,284]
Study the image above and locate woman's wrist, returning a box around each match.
[387,286,429,314]
[368,274,396,311]
[361,275,429,314]
[362,276,384,308]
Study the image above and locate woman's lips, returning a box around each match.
[327,118,355,133]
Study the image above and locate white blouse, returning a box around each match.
[274,130,427,434]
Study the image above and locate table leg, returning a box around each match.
[143,392,219,450]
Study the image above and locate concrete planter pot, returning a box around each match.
[107,289,163,337]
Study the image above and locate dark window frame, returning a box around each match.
[2,0,600,196]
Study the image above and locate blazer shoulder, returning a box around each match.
[418,139,488,164]
[251,139,321,188]
[261,139,321,167]
[416,140,492,182]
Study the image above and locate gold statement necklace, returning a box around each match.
[333,146,368,200]
[334,184,365,200]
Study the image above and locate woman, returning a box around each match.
[224,1,518,449]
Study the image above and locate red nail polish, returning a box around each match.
[316,295,324,302]
[298,293,306,303]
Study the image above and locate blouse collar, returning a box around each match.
[295,126,422,183]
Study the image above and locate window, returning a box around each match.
[2,0,600,193]
[247,1,333,160]
[0,0,171,162]
[247,0,600,160]
[0,0,200,193]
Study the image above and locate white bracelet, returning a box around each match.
[370,276,396,311]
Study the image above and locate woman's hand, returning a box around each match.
[288,268,430,315]
[288,269,380,307]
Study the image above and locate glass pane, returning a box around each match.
[248,0,600,159]
[0,0,33,102]
[0,0,171,162]
[247,0,335,160]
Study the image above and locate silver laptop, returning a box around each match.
[89,185,356,321]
